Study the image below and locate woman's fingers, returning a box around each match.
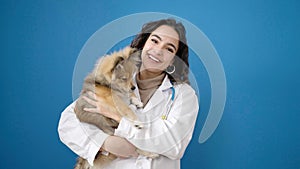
[82,91,121,122]
[82,95,98,107]
[82,94,107,114]
[82,94,101,113]
[83,107,99,113]
[86,91,97,100]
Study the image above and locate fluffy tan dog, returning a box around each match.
[74,47,157,169]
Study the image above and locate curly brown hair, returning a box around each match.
[130,18,190,84]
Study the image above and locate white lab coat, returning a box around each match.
[58,75,199,169]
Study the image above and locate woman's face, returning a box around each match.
[140,25,179,75]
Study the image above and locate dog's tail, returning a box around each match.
[74,157,90,169]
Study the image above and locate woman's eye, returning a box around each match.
[167,48,175,53]
[151,39,158,44]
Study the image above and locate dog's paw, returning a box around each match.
[131,97,143,108]
[136,149,159,159]
[134,122,143,129]
[146,153,159,159]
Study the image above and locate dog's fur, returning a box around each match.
[74,47,157,169]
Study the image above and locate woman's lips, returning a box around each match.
[148,54,160,63]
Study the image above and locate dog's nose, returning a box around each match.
[131,86,136,91]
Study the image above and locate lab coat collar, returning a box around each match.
[158,75,173,91]
[142,75,173,112]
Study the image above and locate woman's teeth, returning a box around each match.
[149,55,160,62]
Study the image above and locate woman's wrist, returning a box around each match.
[114,115,122,123]
[101,135,138,158]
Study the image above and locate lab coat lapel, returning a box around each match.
[143,90,164,112]
[143,76,173,112]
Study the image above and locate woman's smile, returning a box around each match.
[148,54,161,63]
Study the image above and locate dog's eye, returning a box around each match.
[121,77,127,81]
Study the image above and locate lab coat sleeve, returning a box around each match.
[114,84,199,160]
[57,101,110,165]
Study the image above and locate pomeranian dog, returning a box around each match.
[74,47,158,169]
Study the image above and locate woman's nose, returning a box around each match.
[152,47,163,56]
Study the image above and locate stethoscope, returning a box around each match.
[161,86,175,120]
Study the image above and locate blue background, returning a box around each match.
[1,0,299,169]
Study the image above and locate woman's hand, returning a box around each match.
[82,91,122,123]
[101,135,139,158]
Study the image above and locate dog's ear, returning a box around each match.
[111,56,124,72]
[128,49,141,66]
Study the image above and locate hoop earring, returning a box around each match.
[166,65,175,74]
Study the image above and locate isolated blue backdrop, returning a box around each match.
[1,0,299,169]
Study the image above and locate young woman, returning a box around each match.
[58,18,199,169]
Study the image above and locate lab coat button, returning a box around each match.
[136,161,143,168]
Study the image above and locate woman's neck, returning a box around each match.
[138,70,165,80]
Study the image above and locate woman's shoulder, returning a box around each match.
[174,83,197,96]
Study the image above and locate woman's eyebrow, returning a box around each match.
[151,34,177,51]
